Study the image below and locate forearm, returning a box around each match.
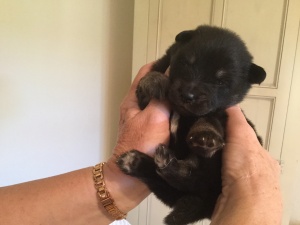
[0,168,105,225]
[211,176,282,225]
[0,166,140,225]
[0,163,150,225]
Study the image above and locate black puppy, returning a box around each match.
[117,25,266,225]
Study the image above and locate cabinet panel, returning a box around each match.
[240,96,275,149]
[130,0,300,224]
[222,0,288,87]
[157,0,213,56]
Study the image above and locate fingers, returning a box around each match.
[120,62,155,119]
[120,62,170,123]
[142,99,170,122]
[225,105,258,143]
[132,62,154,87]
[124,62,154,102]
[226,105,245,126]
[165,67,170,76]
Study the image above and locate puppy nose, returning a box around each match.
[181,92,195,102]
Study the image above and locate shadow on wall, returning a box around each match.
[102,0,134,159]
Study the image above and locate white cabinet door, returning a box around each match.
[128,0,300,224]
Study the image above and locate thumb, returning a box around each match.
[142,99,170,123]
[225,105,259,145]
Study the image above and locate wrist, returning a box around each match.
[103,157,150,213]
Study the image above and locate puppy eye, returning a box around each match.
[215,69,227,86]
[216,79,225,86]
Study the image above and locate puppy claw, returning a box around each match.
[154,145,176,169]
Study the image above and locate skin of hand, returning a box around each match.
[211,106,283,225]
[103,62,171,215]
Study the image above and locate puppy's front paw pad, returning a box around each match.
[116,150,142,175]
[154,145,175,169]
[187,131,224,157]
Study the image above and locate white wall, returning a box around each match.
[0,0,134,186]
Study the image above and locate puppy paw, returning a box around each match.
[116,150,148,175]
[187,131,224,157]
[136,72,169,109]
[154,144,175,169]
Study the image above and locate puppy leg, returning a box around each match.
[186,116,225,158]
[164,196,208,225]
[154,144,199,190]
[117,150,184,207]
[245,117,263,145]
[136,72,169,109]
[152,54,171,72]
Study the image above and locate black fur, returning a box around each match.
[117,25,266,225]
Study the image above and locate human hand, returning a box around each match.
[211,105,282,225]
[103,63,170,213]
[113,63,170,158]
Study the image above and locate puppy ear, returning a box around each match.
[175,30,195,43]
[248,63,266,84]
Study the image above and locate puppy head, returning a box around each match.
[168,26,266,116]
